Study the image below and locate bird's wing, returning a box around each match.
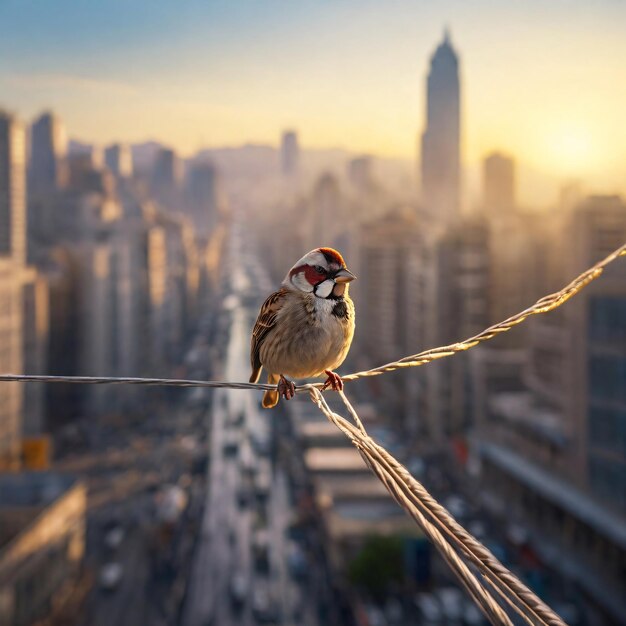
[250,288,289,375]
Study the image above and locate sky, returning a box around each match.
[1,0,625,195]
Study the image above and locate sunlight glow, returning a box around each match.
[546,126,595,175]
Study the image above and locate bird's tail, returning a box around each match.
[262,372,280,409]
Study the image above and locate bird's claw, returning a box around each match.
[278,375,296,401]
[322,370,344,392]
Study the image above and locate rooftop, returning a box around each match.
[315,476,392,502]
[299,421,351,447]
[325,507,420,542]
[305,447,370,474]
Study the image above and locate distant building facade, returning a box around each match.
[20,268,49,436]
[483,152,515,213]
[29,111,67,197]
[151,148,181,209]
[104,143,133,178]
[347,156,374,193]
[281,130,299,177]
[185,161,219,238]
[0,111,27,264]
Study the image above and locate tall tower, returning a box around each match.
[420,29,461,221]
[30,111,67,195]
[0,110,27,263]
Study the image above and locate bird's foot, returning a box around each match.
[278,375,296,401]
[322,370,344,392]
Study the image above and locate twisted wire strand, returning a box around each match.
[312,388,565,626]
[4,243,622,392]
[310,388,515,626]
[338,390,563,626]
[0,374,279,390]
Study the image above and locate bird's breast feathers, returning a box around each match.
[260,290,355,379]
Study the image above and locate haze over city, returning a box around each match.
[2,0,626,199]
[1,2,625,626]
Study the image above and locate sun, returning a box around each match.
[546,125,595,175]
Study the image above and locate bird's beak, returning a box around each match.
[334,268,356,283]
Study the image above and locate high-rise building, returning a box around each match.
[357,208,423,431]
[0,259,23,469]
[21,267,49,436]
[420,30,461,221]
[104,143,133,178]
[29,111,67,195]
[418,217,490,441]
[305,173,346,252]
[0,110,28,468]
[281,130,299,177]
[0,110,27,263]
[473,195,626,622]
[359,208,420,365]
[483,152,515,213]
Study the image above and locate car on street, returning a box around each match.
[252,529,270,574]
[287,541,308,582]
[436,587,464,622]
[99,562,124,591]
[414,592,442,623]
[229,571,248,609]
[222,432,239,457]
[104,525,125,550]
[252,583,281,623]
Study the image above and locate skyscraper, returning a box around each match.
[0,110,26,468]
[420,30,461,221]
[29,111,67,195]
[483,152,515,213]
[0,110,27,263]
[281,130,299,177]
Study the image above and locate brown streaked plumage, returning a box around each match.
[249,247,356,408]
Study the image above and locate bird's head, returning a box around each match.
[285,247,355,298]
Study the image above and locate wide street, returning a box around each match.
[183,216,319,626]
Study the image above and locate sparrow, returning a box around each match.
[249,247,356,408]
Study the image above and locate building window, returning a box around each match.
[588,296,626,345]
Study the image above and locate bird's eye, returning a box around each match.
[314,265,326,275]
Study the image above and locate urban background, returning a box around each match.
[0,2,625,626]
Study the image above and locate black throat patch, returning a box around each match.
[331,299,349,319]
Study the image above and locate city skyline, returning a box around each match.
[1,5,626,621]
[1,1,625,195]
